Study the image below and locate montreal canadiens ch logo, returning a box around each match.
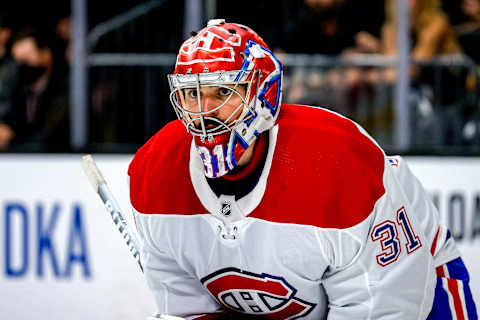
[178,27,242,65]
[201,268,315,319]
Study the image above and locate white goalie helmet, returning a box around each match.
[168,19,283,178]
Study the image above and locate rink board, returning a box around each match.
[0,154,479,319]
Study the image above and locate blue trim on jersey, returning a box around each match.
[445,257,478,318]
[446,229,451,241]
[427,278,453,320]
[464,280,479,319]
[446,257,470,281]
[428,257,478,320]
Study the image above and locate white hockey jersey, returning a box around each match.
[129,104,460,319]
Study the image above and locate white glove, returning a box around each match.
[146,314,185,320]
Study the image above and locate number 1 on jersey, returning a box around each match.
[397,207,422,254]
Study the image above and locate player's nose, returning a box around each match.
[201,95,219,115]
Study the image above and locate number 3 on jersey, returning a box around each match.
[371,207,422,267]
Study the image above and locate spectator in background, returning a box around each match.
[380,0,463,146]
[462,0,480,21]
[54,15,71,68]
[283,0,385,119]
[2,29,70,152]
[451,0,480,143]
[381,0,460,81]
[0,15,18,150]
[285,0,354,55]
[283,0,353,111]
[454,0,480,64]
[337,0,460,86]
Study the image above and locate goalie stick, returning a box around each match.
[81,154,143,272]
[82,156,189,319]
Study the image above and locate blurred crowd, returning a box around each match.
[0,10,70,152]
[278,0,480,147]
[0,0,480,152]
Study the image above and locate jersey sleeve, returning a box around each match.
[133,209,224,318]
[320,156,459,319]
[391,156,460,265]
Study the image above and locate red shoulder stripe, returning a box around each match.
[129,120,206,215]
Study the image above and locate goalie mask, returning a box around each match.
[168,19,283,178]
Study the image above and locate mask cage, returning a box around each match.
[168,70,260,141]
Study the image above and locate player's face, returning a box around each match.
[181,85,247,129]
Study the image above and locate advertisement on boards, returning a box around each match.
[0,154,154,320]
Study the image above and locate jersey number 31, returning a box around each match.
[370,207,422,267]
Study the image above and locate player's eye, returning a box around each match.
[218,87,232,97]
[186,89,198,99]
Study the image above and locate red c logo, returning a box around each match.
[201,268,315,319]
